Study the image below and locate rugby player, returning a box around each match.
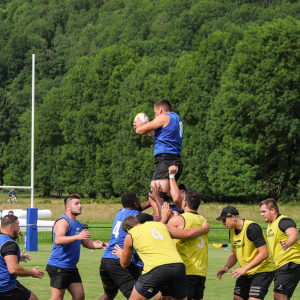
[134,99,184,205]
[113,203,210,300]
[46,194,107,300]
[216,206,276,300]
[8,211,24,241]
[260,199,300,300]
[99,191,165,300]
[0,215,43,300]
[168,189,208,300]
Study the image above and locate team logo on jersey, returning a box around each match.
[75,227,81,235]
[233,240,245,249]
[267,229,274,238]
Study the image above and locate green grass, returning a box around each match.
[17,241,300,300]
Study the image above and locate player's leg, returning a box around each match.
[50,287,66,300]
[67,282,85,300]
[248,271,274,300]
[186,275,206,300]
[167,263,188,300]
[29,292,39,300]
[273,262,300,300]
[98,283,118,300]
[233,275,251,300]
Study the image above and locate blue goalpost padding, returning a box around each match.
[26,208,38,251]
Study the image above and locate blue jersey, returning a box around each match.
[154,112,183,157]
[8,190,14,196]
[47,215,82,269]
[0,234,20,292]
[170,204,180,214]
[103,208,140,265]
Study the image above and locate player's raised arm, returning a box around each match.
[167,219,210,239]
[135,114,170,135]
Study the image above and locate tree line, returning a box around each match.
[1,0,300,202]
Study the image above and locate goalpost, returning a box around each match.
[0,54,38,251]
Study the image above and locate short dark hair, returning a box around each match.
[185,190,201,211]
[122,216,140,232]
[154,99,172,112]
[260,198,279,213]
[121,192,138,208]
[1,215,18,229]
[8,211,14,214]
[64,193,81,207]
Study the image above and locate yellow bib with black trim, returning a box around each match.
[267,215,300,269]
[230,220,276,275]
[129,221,183,274]
[173,212,208,276]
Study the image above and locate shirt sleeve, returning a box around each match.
[1,241,19,257]
[136,213,154,224]
[278,218,297,233]
[246,223,266,248]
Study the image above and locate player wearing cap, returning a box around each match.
[216,206,276,300]
[260,199,300,300]
[134,99,184,203]
[168,189,209,300]
[113,204,210,300]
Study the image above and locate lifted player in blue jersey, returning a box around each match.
[99,192,164,300]
[134,99,184,211]
[46,194,108,300]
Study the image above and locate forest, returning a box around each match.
[1,0,300,202]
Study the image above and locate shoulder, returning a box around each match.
[168,215,184,228]
[1,240,19,257]
[136,213,153,224]
[278,217,296,233]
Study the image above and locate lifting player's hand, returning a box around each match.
[112,244,123,259]
[31,266,44,279]
[77,229,91,240]
[149,182,163,204]
[217,265,229,280]
[20,250,31,263]
[161,202,171,220]
[133,118,146,131]
[202,220,210,234]
[168,165,178,175]
[94,240,109,249]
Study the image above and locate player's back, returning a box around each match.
[103,208,140,264]
[173,212,208,276]
[129,221,183,274]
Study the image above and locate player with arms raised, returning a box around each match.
[134,99,184,209]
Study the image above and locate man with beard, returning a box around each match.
[46,193,107,300]
[0,214,43,300]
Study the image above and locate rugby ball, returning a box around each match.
[133,113,149,125]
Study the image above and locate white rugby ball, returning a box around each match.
[133,113,149,124]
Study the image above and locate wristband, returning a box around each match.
[169,174,175,179]
[224,264,229,268]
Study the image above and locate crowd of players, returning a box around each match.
[1,99,300,300]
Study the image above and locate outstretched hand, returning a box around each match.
[32,266,44,279]
[149,182,163,203]
[162,202,171,220]
[77,229,91,240]
[168,165,178,175]
[217,266,228,280]
[20,250,31,263]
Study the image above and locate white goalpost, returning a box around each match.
[0,54,35,208]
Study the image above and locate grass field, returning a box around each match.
[3,191,300,299]
[17,243,300,300]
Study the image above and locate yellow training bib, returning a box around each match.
[129,221,183,274]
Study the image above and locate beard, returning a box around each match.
[12,228,19,240]
[71,209,81,216]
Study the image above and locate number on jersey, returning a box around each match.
[113,221,122,238]
[151,228,164,240]
[197,235,204,248]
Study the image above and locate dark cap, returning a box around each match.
[178,184,186,191]
[216,206,239,221]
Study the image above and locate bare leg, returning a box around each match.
[273,292,289,300]
[67,282,85,300]
[172,297,187,300]
[29,292,39,300]
[233,296,244,300]
[98,283,118,300]
[50,287,66,300]
[153,292,162,300]
[151,179,170,194]
[128,286,148,300]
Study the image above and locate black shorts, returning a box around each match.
[187,275,206,300]
[274,262,300,297]
[0,281,31,300]
[234,271,274,300]
[160,275,206,299]
[46,264,82,289]
[135,263,188,299]
[152,154,183,181]
[100,257,140,299]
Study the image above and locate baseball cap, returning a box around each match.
[216,206,239,221]
[178,184,186,191]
